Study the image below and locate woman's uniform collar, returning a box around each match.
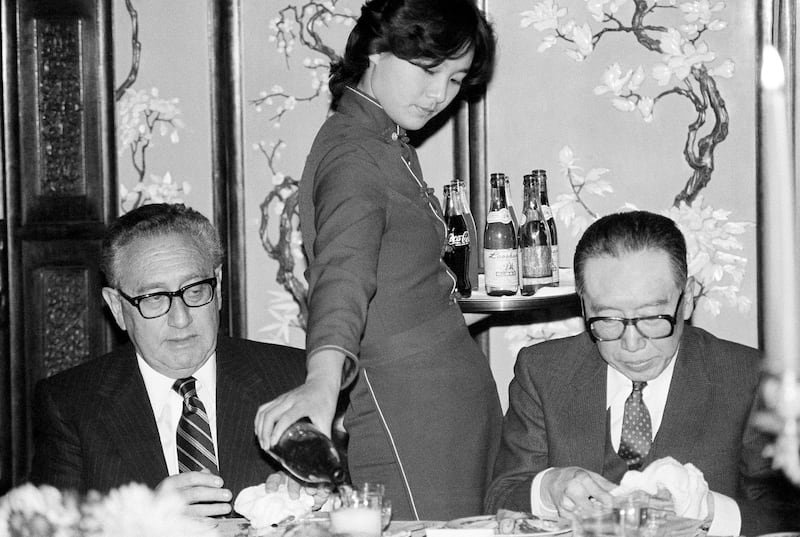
[341,86,410,145]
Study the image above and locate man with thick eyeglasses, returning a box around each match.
[29,203,331,518]
[486,211,798,534]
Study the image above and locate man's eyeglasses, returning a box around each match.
[585,291,684,342]
[118,277,217,319]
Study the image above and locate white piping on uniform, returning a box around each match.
[363,369,420,520]
[401,154,458,293]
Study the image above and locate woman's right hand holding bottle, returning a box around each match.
[254,349,347,451]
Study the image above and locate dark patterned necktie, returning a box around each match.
[618,381,652,470]
[173,377,219,474]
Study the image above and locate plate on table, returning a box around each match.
[445,515,570,536]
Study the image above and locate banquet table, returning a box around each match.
[215,518,448,537]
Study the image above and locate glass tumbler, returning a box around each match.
[329,486,383,537]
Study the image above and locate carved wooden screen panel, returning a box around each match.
[2,0,117,492]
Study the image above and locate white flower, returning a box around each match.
[637,96,655,122]
[679,0,725,26]
[662,195,752,312]
[710,59,735,78]
[594,63,633,96]
[538,34,558,52]
[652,29,716,84]
[611,97,636,111]
[520,0,567,31]
[1,484,214,537]
[82,483,218,537]
[586,0,629,22]
[566,23,594,60]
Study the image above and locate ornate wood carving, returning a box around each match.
[36,19,86,197]
[4,0,118,492]
[38,268,90,377]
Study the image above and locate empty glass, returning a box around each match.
[573,496,666,537]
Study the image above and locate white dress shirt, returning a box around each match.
[529,350,740,535]
[137,354,219,476]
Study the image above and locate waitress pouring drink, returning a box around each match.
[255,0,502,521]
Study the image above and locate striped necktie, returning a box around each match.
[173,377,219,474]
[618,381,652,470]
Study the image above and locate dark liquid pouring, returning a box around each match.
[267,419,348,489]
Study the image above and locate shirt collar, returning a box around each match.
[340,86,409,145]
[607,344,680,401]
[137,353,217,419]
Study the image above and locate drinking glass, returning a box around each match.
[359,482,391,530]
[572,504,619,537]
[573,498,667,537]
[329,486,383,537]
[380,499,392,530]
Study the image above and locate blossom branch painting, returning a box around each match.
[114,0,191,214]
[252,1,356,340]
[521,0,751,316]
[524,0,734,205]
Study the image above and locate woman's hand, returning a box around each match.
[254,349,347,449]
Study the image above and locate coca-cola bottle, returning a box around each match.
[533,169,559,285]
[452,179,479,290]
[443,184,472,297]
[519,174,553,295]
[484,174,519,296]
[266,418,347,488]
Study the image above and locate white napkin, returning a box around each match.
[233,483,315,529]
[611,456,710,520]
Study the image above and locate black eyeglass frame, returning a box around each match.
[117,277,218,319]
[584,291,685,342]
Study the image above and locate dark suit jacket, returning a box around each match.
[30,336,306,500]
[486,326,799,533]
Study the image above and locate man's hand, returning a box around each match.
[265,471,332,511]
[157,470,232,518]
[541,467,617,518]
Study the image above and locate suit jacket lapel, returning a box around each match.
[216,343,268,490]
[564,338,608,472]
[97,350,168,484]
[651,328,712,458]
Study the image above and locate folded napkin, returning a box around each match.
[611,456,710,520]
[234,483,315,529]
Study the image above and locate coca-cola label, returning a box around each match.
[448,230,470,247]
[541,206,554,220]
[486,208,512,225]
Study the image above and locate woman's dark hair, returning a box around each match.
[573,211,688,296]
[328,0,496,108]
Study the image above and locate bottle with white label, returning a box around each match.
[532,169,559,285]
[519,173,553,295]
[484,174,519,296]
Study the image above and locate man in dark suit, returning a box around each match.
[30,203,309,517]
[486,211,797,535]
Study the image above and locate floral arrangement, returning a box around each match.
[0,482,218,537]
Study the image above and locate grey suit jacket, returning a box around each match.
[485,326,799,533]
[30,335,306,500]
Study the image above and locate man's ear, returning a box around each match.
[682,278,697,320]
[368,52,380,66]
[101,287,127,331]
[214,265,223,311]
